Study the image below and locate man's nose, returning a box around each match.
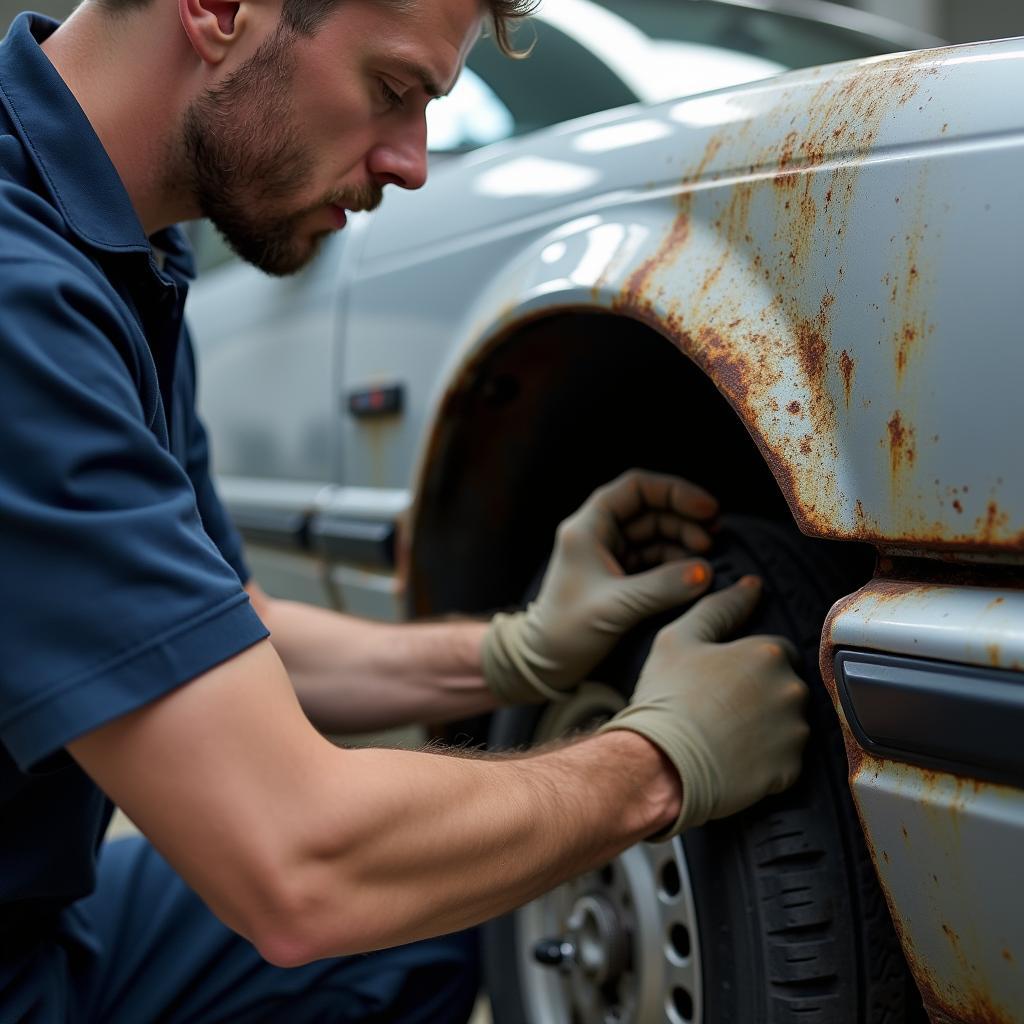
[367,117,429,191]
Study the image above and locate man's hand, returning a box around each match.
[481,470,719,704]
[599,577,809,837]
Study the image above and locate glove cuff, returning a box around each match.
[598,706,719,839]
[482,611,571,705]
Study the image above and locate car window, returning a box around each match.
[426,68,516,153]
[454,0,925,153]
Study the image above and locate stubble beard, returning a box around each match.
[179,28,382,277]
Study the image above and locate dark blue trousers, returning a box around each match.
[1,837,480,1023]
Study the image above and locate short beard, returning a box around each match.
[179,27,382,276]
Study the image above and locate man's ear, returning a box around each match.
[178,0,246,64]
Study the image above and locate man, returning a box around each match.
[0,0,810,1019]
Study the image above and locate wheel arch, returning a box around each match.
[406,308,795,617]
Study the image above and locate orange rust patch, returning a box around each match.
[795,292,835,395]
[692,326,750,404]
[839,350,855,407]
[897,323,918,377]
[799,436,812,456]
[986,643,1001,667]
[787,400,801,414]
[887,411,916,478]
[952,500,963,514]
[979,501,1010,543]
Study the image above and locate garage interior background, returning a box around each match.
[4,0,1024,60]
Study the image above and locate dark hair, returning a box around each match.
[96,0,540,57]
[283,0,540,56]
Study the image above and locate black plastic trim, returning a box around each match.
[835,649,1024,786]
[308,515,395,569]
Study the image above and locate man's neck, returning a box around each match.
[41,2,198,235]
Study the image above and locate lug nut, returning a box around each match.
[533,938,577,968]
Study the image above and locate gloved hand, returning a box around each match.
[598,576,809,838]
[481,470,719,704]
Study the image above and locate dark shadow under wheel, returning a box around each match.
[483,515,926,1024]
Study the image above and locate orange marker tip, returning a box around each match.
[686,563,710,585]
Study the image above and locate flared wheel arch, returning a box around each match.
[408,309,797,620]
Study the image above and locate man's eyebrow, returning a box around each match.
[388,56,447,99]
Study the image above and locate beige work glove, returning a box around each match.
[482,470,719,704]
[599,577,809,838]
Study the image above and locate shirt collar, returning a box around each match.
[0,12,176,261]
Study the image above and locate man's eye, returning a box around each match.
[379,79,404,110]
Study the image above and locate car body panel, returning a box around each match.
[352,41,1024,559]
[822,580,1024,1024]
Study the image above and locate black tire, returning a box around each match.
[484,515,926,1024]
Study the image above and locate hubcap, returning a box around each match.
[515,684,703,1024]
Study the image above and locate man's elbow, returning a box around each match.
[244,867,379,967]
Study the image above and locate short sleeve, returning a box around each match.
[0,259,269,769]
[175,324,250,584]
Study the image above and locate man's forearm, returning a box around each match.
[250,588,497,732]
[266,728,680,964]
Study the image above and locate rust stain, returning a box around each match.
[979,501,1010,543]
[839,349,855,408]
[897,323,918,376]
[621,212,690,305]
[953,500,963,514]
[887,411,917,477]
[691,325,750,404]
[820,573,1024,1024]
[796,292,834,390]
[611,50,1014,551]
[799,436,812,456]
[787,400,801,414]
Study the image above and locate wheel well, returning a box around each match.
[410,312,825,616]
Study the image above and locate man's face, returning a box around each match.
[182,0,482,275]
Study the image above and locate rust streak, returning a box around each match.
[839,350,855,408]
[887,411,916,478]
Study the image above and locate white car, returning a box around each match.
[188,2,1023,1021]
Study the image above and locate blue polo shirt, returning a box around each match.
[0,12,269,953]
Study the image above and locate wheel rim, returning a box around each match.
[514,684,704,1024]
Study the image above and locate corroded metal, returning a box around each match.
[822,579,1024,1023]
[597,44,1024,554]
